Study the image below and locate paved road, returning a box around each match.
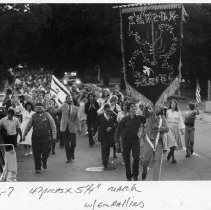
[16,112,211,181]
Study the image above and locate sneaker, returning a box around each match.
[190,149,193,155]
[133,177,139,181]
[66,160,72,163]
[29,151,33,155]
[24,152,29,156]
[126,178,132,181]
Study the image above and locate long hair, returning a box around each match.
[101,89,110,99]
[168,99,179,112]
[24,101,34,111]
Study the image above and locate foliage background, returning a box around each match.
[0,4,210,96]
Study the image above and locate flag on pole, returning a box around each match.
[196,80,201,103]
[50,75,70,106]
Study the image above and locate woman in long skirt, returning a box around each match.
[166,99,185,164]
[18,101,35,156]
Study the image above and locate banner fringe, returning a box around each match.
[182,5,188,22]
[155,76,180,106]
[121,3,182,14]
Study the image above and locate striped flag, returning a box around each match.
[196,80,201,103]
[50,75,70,106]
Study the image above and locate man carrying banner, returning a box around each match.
[141,105,169,181]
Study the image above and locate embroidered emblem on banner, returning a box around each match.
[120,4,187,105]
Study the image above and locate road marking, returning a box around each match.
[86,167,104,172]
[86,166,116,172]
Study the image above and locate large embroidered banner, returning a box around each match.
[120,4,187,105]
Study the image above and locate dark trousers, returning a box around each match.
[5,135,17,151]
[51,141,56,153]
[32,139,51,170]
[101,141,110,166]
[59,133,64,147]
[62,128,76,161]
[122,140,140,180]
[87,118,95,146]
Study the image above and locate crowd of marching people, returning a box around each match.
[0,68,200,181]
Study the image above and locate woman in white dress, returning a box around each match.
[18,102,35,156]
[166,99,185,164]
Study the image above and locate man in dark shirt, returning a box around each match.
[115,102,146,181]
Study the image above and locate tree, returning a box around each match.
[0,4,52,68]
[182,4,211,97]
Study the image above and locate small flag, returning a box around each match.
[50,75,70,106]
[196,80,201,103]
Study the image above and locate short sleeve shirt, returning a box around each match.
[0,117,20,135]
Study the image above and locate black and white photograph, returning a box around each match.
[0,2,211,184]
